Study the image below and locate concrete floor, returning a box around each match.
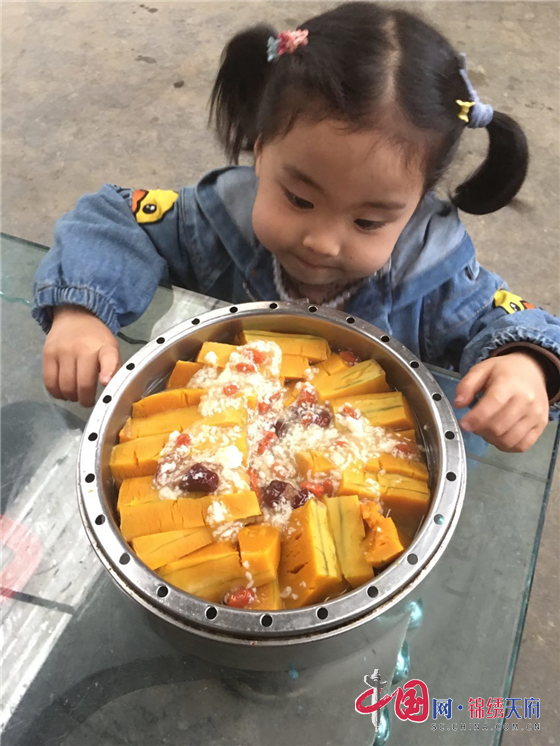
[2,1,559,742]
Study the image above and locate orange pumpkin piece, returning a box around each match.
[379,453,429,483]
[196,341,238,368]
[364,515,404,569]
[360,500,384,530]
[119,406,202,442]
[166,360,203,389]
[132,388,206,418]
[110,433,169,482]
[159,543,245,602]
[131,527,213,570]
[238,524,281,580]
[280,354,309,380]
[333,392,414,430]
[377,473,431,529]
[250,579,283,611]
[278,499,345,609]
[117,476,160,512]
[316,359,389,402]
[120,497,208,541]
[203,491,261,526]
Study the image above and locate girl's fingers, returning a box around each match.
[43,350,63,400]
[493,416,537,452]
[98,344,121,386]
[77,352,101,408]
[477,398,532,440]
[58,355,78,402]
[509,425,543,454]
[454,361,493,409]
[460,388,512,434]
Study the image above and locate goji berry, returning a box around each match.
[301,413,314,427]
[341,404,359,419]
[394,442,414,455]
[257,431,277,455]
[247,468,261,500]
[301,481,325,498]
[223,383,239,396]
[258,401,270,414]
[340,350,360,365]
[335,439,348,448]
[235,362,257,374]
[251,349,267,365]
[227,588,256,608]
[175,433,191,448]
[298,387,317,405]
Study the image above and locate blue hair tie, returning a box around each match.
[457,53,494,129]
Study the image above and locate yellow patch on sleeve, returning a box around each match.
[493,289,535,315]
[131,189,179,224]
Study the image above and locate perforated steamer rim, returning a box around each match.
[78,302,466,647]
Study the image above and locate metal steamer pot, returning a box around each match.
[78,302,466,671]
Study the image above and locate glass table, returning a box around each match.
[1,233,558,746]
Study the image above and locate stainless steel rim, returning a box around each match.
[77,301,466,641]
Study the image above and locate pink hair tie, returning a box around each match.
[267,29,309,61]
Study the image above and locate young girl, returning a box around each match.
[33,2,560,452]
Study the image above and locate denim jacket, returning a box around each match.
[33,166,560,417]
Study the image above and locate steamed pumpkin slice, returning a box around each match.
[120,497,208,541]
[377,473,430,530]
[117,476,161,512]
[238,524,281,580]
[166,360,203,389]
[280,354,309,380]
[158,542,245,602]
[379,452,429,483]
[313,352,350,383]
[203,491,261,525]
[239,330,330,362]
[131,527,212,570]
[196,341,238,368]
[249,579,282,611]
[364,515,404,569]
[119,405,202,443]
[337,463,380,499]
[132,388,206,418]
[332,391,415,430]
[159,541,274,602]
[110,432,170,482]
[325,495,374,588]
[316,359,389,402]
[295,450,336,478]
[278,498,345,609]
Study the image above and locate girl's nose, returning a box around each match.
[301,230,341,258]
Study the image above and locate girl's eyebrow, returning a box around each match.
[282,164,406,211]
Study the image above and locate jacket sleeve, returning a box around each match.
[32,184,195,335]
[421,256,560,418]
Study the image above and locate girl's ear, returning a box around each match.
[254,137,262,176]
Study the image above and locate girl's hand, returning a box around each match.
[454,352,549,452]
[43,305,121,407]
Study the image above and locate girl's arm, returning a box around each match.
[33,184,193,334]
[421,258,560,451]
[33,183,196,405]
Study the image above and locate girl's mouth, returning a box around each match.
[291,253,337,272]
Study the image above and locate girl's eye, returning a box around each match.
[355,219,387,231]
[285,190,314,210]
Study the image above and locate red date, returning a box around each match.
[178,463,219,493]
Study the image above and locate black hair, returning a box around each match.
[209,2,528,215]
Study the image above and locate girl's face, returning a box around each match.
[253,118,425,292]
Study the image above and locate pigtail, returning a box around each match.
[452,111,529,215]
[209,24,277,163]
